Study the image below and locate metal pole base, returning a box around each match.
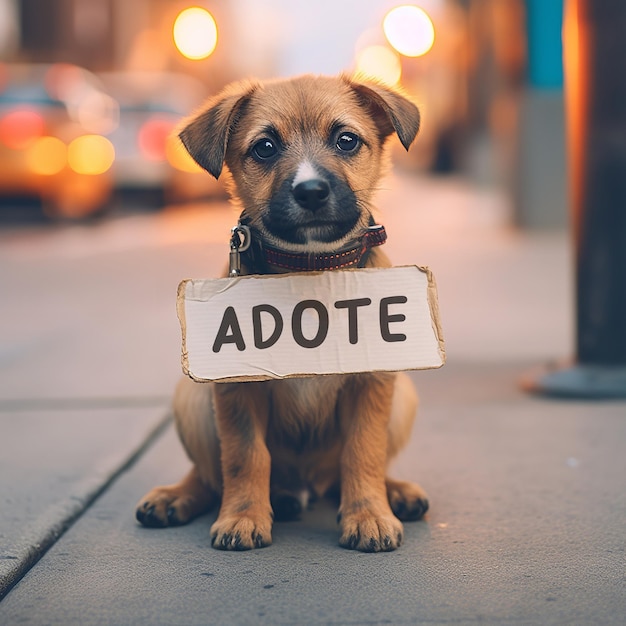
[522,362,626,399]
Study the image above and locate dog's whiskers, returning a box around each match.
[351,186,390,194]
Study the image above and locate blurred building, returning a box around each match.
[14,0,114,69]
[2,0,235,87]
[1,0,568,228]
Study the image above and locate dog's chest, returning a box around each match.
[267,375,345,434]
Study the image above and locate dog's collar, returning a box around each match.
[238,224,387,272]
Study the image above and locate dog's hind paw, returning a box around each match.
[271,489,308,521]
[135,484,214,528]
[386,478,429,521]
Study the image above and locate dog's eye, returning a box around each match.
[336,132,360,153]
[252,138,278,160]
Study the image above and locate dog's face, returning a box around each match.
[180,75,420,250]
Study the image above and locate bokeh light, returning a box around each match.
[355,45,402,86]
[139,118,174,161]
[173,7,218,60]
[0,109,45,149]
[383,5,435,57]
[67,135,115,175]
[27,136,67,175]
[166,135,203,173]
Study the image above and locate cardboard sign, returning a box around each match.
[178,266,445,382]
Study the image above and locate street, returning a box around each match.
[1,173,624,624]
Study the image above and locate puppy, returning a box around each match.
[136,75,428,552]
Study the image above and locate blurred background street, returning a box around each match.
[1,1,625,624]
[0,0,567,226]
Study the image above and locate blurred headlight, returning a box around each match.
[68,134,115,175]
[26,136,67,175]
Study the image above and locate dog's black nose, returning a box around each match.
[292,179,330,212]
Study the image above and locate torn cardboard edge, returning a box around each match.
[177,265,445,383]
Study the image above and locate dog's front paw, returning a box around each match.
[338,508,404,552]
[210,511,273,551]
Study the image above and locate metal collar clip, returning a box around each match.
[229,224,251,277]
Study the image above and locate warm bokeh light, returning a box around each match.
[67,135,115,175]
[355,45,402,85]
[0,109,45,149]
[139,118,174,161]
[26,136,67,175]
[173,7,218,60]
[166,134,203,173]
[383,5,435,57]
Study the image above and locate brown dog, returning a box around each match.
[136,75,428,552]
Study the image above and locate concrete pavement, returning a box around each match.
[0,174,624,624]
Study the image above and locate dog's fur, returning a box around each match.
[136,75,428,552]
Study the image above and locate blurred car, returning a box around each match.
[97,71,226,203]
[0,63,117,218]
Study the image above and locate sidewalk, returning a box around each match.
[1,174,624,624]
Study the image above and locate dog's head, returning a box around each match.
[179,75,420,251]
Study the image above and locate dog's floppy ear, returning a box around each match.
[346,77,420,151]
[179,80,258,179]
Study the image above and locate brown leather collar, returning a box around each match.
[242,225,387,272]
